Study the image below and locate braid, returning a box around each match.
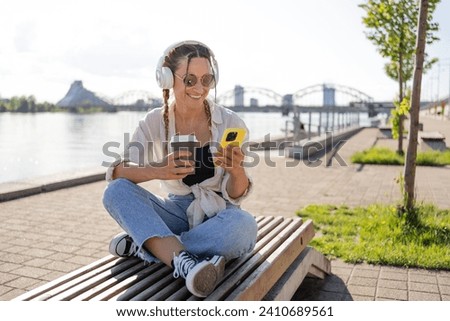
[203,100,212,139]
[163,89,170,154]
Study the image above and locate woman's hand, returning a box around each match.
[214,145,249,199]
[152,150,195,180]
[113,150,194,183]
[214,145,245,176]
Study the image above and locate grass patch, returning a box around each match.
[351,147,450,166]
[297,204,450,269]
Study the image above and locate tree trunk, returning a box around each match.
[403,0,428,212]
[397,53,404,155]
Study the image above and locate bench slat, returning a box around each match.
[96,263,165,301]
[48,259,146,301]
[13,255,117,301]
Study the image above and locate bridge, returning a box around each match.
[111,83,393,116]
[215,83,388,116]
[57,81,397,117]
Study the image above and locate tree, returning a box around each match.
[403,0,429,214]
[360,0,439,154]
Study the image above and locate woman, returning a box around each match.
[102,40,257,298]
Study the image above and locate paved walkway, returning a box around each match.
[0,115,449,301]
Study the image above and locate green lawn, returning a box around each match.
[351,147,450,166]
[297,204,450,270]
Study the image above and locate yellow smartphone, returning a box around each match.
[220,128,247,148]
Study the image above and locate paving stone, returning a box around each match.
[409,291,441,301]
[437,275,450,286]
[347,285,376,297]
[409,281,440,293]
[0,288,24,300]
[45,252,73,261]
[4,276,41,289]
[41,261,81,273]
[39,271,67,282]
[0,263,22,273]
[376,287,407,300]
[64,255,97,265]
[379,271,408,282]
[23,258,54,268]
[439,284,450,295]
[0,273,18,284]
[0,253,33,264]
[9,266,51,279]
[377,279,407,290]
[0,284,14,301]
[352,268,379,279]
[409,273,438,284]
[348,276,378,287]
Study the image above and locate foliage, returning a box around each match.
[0,96,63,112]
[390,91,410,140]
[0,96,112,113]
[360,0,440,154]
[297,204,450,269]
[360,0,439,89]
[351,146,450,166]
[351,147,404,165]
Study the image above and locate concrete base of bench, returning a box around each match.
[13,216,331,301]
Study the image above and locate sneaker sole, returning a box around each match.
[185,255,225,297]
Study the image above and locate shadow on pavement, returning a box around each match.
[292,274,353,301]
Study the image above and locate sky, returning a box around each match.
[0,0,449,104]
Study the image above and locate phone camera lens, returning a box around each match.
[226,132,238,142]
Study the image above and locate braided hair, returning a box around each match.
[161,44,216,153]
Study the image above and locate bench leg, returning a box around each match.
[263,247,331,301]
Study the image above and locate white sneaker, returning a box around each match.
[172,251,225,297]
[109,232,139,258]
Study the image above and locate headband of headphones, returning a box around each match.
[155,40,219,89]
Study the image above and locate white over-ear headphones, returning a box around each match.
[155,40,219,90]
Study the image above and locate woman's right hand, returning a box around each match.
[151,150,195,180]
[112,150,195,183]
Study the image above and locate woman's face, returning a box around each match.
[172,57,213,108]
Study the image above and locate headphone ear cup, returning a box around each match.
[159,66,174,89]
[156,56,174,89]
[211,62,219,88]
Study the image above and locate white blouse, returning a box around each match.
[105,98,253,228]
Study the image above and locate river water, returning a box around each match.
[0,110,369,184]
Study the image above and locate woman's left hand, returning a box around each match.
[214,144,245,176]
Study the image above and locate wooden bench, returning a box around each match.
[419,131,446,152]
[13,216,331,301]
[378,126,393,139]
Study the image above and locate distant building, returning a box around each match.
[234,85,244,107]
[323,84,335,106]
[57,81,111,109]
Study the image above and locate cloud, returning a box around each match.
[14,21,37,53]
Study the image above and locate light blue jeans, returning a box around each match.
[102,178,258,263]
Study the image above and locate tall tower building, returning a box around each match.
[323,84,335,106]
[234,85,244,107]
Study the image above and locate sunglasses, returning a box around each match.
[174,73,215,88]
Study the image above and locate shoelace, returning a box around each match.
[172,251,198,279]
